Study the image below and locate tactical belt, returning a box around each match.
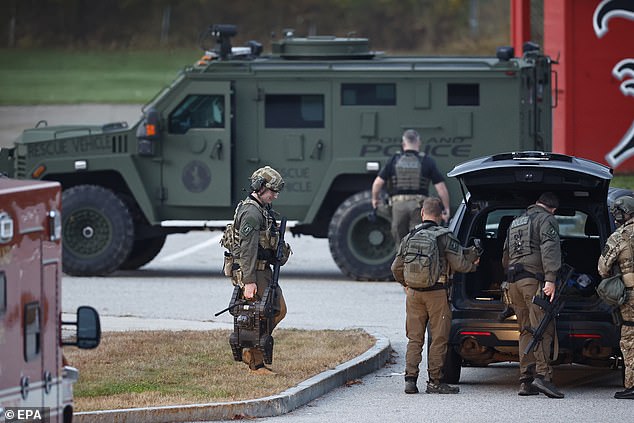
[627,287,634,291]
[623,321,634,327]
[508,269,544,283]
[391,194,425,203]
[255,260,270,271]
[409,283,446,292]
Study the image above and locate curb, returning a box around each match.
[74,331,391,423]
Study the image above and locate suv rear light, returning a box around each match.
[460,331,492,337]
[568,333,601,339]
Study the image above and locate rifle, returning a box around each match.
[524,263,575,355]
[262,216,287,321]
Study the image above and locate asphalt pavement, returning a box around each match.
[2,106,630,423]
[63,231,628,423]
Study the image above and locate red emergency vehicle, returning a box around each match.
[0,177,100,423]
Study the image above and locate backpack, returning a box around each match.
[402,226,450,288]
[596,273,627,307]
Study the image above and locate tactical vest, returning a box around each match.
[508,214,533,260]
[227,198,279,259]
[389,153,430,195]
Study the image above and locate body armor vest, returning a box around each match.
[232,198,279,259]
[390,153,430,195]
[508,214,533,260]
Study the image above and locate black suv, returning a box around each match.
[443,151,622,383]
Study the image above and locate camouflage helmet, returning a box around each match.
[250,166,285,192]
[610,195,634,224]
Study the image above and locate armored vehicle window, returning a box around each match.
[168,94,225,134]
[341,83,396,105]
[265,94,324,128]
[24,301,41,361]
[447,83,479,106]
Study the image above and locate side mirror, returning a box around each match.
[136,107,161,156]
[62,306,101,349]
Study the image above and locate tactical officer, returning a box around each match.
[502,192,564,398]
[229,166,289,375]
[391,197,479,394]
[371,129,450,245]
[598,195,634,399]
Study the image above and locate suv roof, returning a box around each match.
[448,151,613,204]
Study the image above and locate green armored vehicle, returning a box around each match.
[0,25,553,279]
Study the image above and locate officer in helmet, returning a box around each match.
[598,195,634,399]
[229,166,290,375]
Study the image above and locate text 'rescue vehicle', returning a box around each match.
[0,25,553,279]
[0,177,101,423]
[442,151,622,383]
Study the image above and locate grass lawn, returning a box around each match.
[612,175,634,190]
[64,328,375,411]
[0,48,200,104]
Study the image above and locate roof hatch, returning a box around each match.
[271,32,375,60]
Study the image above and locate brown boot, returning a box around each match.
[250,365,277,376]
[242,349,255,368]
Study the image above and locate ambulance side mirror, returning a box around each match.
[62,306,101,349]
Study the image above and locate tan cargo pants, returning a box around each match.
[509,277,555,382]
[404,288,451,382]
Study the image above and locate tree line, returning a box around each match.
[0,0,534,55]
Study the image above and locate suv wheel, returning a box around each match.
[328,190,394,281]
[62,185,134,276]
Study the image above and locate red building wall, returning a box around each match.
[539,0,634,172]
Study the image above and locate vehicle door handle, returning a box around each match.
[211,140,223,160]
[310,140,324,160]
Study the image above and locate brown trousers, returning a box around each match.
[404,288,451,382]
[508,278,554,381]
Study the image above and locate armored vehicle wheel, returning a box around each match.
[441,346,462,384]
[62,185,134,276]
[328,190,394,281]
[119,234,167,270]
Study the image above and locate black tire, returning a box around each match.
[118,234,167,270]
[442,346,462,384]
[328,190,394,281]
[62,185,134,276]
